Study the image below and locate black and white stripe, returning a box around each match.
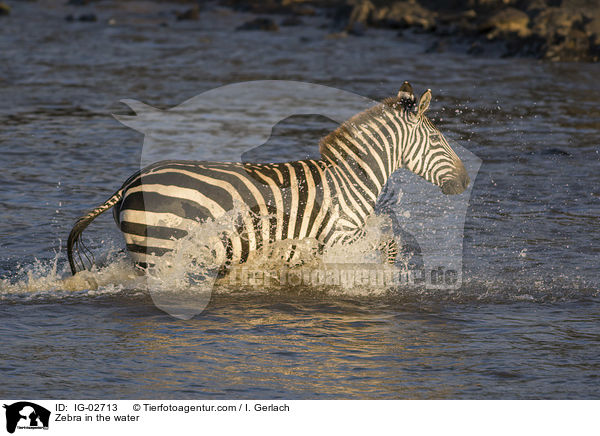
[68,82,470,274]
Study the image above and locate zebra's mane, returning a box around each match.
[318,96,407,157]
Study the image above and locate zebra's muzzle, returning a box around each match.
[441,171,470,195]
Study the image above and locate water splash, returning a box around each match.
[0,248,144,302]
[1,211,597,307]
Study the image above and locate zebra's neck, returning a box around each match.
[318,104,405,223]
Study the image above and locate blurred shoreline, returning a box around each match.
[1,0,598,62]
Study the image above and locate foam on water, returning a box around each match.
[1,211,597,307]
[0,249,145,302]
[0,212,400,300]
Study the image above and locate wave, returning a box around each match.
[1,213,597,307]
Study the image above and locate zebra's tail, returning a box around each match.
[67,189,124,275]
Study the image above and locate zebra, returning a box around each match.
[67,82,470,275]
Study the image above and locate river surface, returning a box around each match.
[1,0,599,399]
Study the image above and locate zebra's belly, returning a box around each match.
[116,199,325,269]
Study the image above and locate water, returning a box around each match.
[1,1,599,399]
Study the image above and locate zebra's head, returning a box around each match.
[393,82,470,195]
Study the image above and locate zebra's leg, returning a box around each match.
[283,240,325,266]
[378,239,398,265]
[208,232,234,278]
[316,241,326,256]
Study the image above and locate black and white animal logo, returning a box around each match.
[3,402,50,434]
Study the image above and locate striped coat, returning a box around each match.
[68,82,469,274]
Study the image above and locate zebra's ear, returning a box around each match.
[397,81,416,110]
[417,89,432,116]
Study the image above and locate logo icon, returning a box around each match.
[3,402,50,434]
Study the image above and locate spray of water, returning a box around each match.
[0,248,143,302]
[3,210,596,307]
[0,210,404,302]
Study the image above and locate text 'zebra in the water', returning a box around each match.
[67,82,470,275]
